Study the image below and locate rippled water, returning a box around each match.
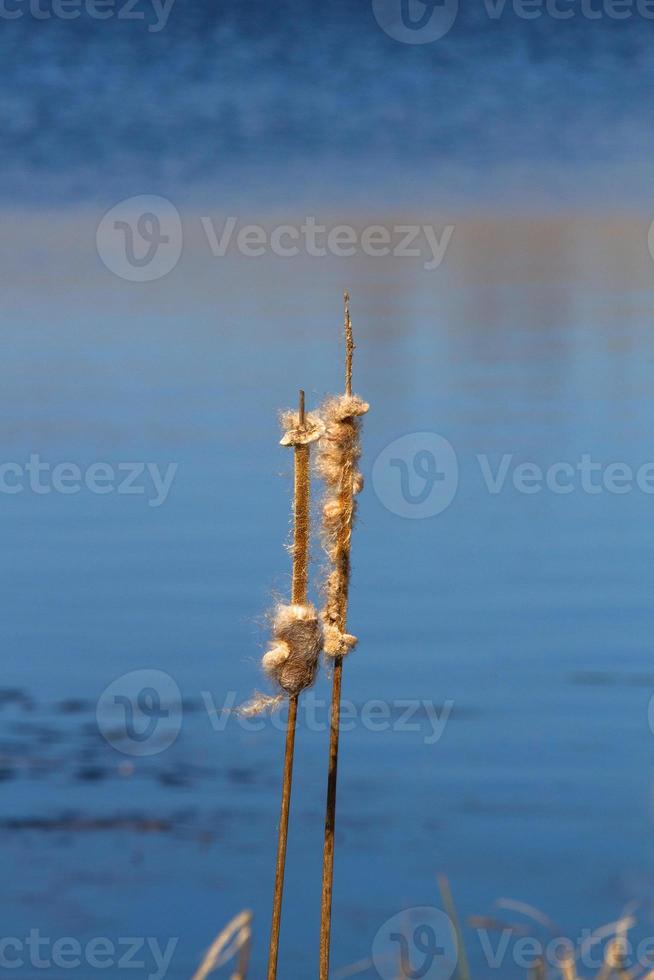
[2,208,654,977]
[4,2,654,973]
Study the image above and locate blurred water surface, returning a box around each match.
[1,209,654,977]
[4,0,654,204]
[4,2,654,974]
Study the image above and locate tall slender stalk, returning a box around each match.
[319,649,343,980]
[319,293,367,980]
[266,694,298,980]
[267,390,311,980]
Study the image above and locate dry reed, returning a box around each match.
[317,292,368,980]
[191,909,252,980]
[241,393,324,718]
[239,390,323,980]
[216,295,638,980]
[194,891,646,980]
[469,900,644,980]
[439,875,472,980]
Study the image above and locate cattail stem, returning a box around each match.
[266,390,311,980]
[267,693,298,980]
[319,293,364,980]
[319,444,351,976]
[319,653,343,979]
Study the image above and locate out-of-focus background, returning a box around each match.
[3,3,654,977]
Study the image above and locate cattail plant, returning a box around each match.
[241,390,324,980]
[317,292,369,980]
[238,297,367,978]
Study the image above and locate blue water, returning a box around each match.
[2,219,654,976]
[5,0,654,203]
[3,4,654,978]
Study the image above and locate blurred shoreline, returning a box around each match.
[4,204,654,300]
[5,161,654,212]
